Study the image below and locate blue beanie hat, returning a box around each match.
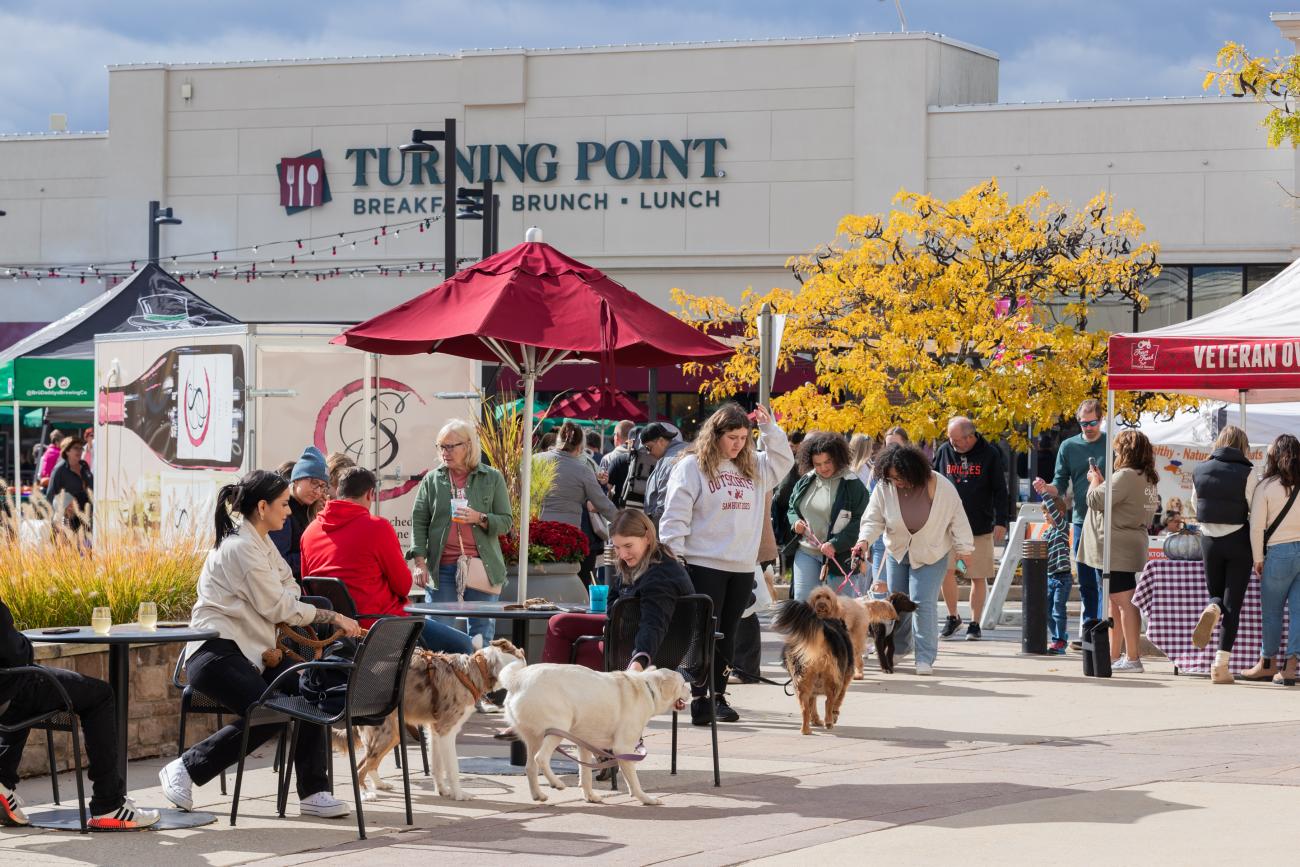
[291,446,328,482]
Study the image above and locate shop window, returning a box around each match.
[1246,263,1287,293]
[1137,267,1189,331]
[1191,266,1242,318]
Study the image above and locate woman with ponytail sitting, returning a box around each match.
[157,470,365,819]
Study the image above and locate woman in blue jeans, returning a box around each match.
[1246,434,1300,685]
[408,419,514,650]
[854,444,974,675]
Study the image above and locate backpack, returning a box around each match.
[299,635,360,716]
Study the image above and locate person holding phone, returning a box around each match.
[1037,399,1109,647]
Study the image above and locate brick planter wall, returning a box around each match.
[18,642,221,781]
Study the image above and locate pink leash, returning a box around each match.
[802,529,859,594]
[545,728,647,769]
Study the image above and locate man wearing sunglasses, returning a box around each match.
[1036,399,1108,647]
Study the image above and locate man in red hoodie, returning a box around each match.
[300,467,472,653]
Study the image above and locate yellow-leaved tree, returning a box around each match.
[673,180,1193,446]
[1204,42,1300,147]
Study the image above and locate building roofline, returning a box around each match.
[930,95,1248,112]
[105,31,997,72]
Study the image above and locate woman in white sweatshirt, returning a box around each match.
[660,403,793,725]
[853,444,974,675]
[1245,434,1300,685]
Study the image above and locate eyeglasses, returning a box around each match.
[303,479,327,491]
[437,442,466,452]
[1078,419,1101,428]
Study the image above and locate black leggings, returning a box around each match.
[1202,527,1254,652]
[181,639,330,799]
[687,564,753,695]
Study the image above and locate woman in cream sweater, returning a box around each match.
[854,444,974,675]
[157,470,364,819]
[1245,434,1300,685]
[1081,430,1160,673]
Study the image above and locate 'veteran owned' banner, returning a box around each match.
[1108,334,1300,393]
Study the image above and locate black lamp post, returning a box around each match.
[456,178,497,258]
[148,201,182,266]
[400,120,457,279]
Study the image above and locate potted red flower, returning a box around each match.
[498,519,590,603]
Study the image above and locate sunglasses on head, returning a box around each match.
[1079,419,1101,428]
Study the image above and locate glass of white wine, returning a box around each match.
[91,607,112,635]
[138,601,158,631]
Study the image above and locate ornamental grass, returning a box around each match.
[0,495,206,631]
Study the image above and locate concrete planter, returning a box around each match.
[498,561,588,658]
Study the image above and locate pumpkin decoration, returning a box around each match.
[1163,528,1204,561]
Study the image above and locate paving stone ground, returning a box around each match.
[3,617,1297,866]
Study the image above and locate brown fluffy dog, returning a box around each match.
[862,592,918,674]
[339,638,525,801]
[774,591,854,735]
[812,587,871,680]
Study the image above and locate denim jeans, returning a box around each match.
[886,551,949,666]
[1047,571,1073,643]
[792,547,860,601]
[1071,522,1101,632]
[420,616,475,654]
[426,562,497,642]
[1260,540,1300,658]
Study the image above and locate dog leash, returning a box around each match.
[544,728,647,769]
[800,528,859,595]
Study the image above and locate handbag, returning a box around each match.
[1263,484,1300,547]
[454,518,499,597]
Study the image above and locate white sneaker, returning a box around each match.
[915,662,934,676]
[1,784,30,826]
[475,698,503,714]
[89,797,161,829]
[299,791,350,818]
[1112,657,1144,673]
[158,758,193,812]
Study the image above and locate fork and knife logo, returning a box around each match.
[278,155,327,211]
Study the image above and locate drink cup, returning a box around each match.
[450,497,470,522]
[138,601,158,631]
[91,607,112,635]
[589,583,609,614]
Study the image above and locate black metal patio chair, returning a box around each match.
[228,615,424,840]
[0,666,90,833]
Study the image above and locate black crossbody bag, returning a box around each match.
[1264,485,1300,547]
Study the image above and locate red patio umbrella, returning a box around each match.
[542,385,648,423]
[333,229,730,599]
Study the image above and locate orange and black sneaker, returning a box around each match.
[1,784,30,826]
[87,798,160,830]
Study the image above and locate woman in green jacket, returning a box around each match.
[407,418,513,642]
[787,432,870,600]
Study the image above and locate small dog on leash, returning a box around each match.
[861,592,918,674]
[811,586,872,680]
[337,638,525,801]
[499,661,692,806]
[774,591,854,735]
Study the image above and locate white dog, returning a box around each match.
[499,662,692,806]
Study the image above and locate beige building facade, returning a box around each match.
[1,28,1297,341]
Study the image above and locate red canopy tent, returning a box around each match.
[541,385,648,423]
[333,229,730,599]
[1102,257,1300,588]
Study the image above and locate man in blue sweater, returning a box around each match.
[1038,398,1109,647]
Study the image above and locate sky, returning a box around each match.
[0,0,1294,134]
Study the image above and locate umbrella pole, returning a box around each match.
[518,347,536,603]
[1239,389,1248,439]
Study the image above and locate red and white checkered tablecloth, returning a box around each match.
[1134,558,1288,675]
